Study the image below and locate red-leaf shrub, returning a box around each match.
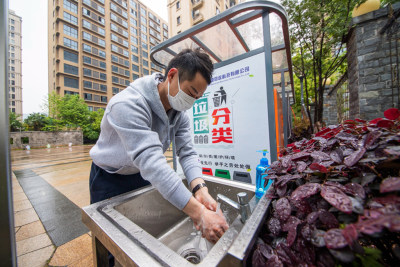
[384,108,400,120]
[251,109,400,266]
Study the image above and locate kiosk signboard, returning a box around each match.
[185,53,272,184]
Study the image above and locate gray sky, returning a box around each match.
[9,0,168,115]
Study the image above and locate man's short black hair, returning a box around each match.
[164,48,214,85]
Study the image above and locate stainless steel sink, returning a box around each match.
[82,175,271,266]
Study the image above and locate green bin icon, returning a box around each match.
[215,169,231,179]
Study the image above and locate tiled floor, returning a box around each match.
[11,145,174,266]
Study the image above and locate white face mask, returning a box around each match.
[167,75,196,111]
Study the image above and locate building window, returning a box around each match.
[98,39,106,47]
[64,50,78,63]
[140,16,147,25]
[142,42,148,50]
[177,16,181,25]
[84,81,92,89]
[131,36,138,45]
[64,11,78,25]
[64,37,78,50]
[132,73,139,80]
[83,43,91,53]
[130,0,137,9]
[140,6,146,15]
[112,87,120,94]
[88,106,93,111]
[64,64,78,75]
[83,56,91,64]
[130,26,137,36]
[64,77,79,88]
[84,93,93,100]
[132,55,139,62]
[101,96,107,103]
[143,59,148,67]
[176,1,180,9]
[63,0,78,14]
[143,68,149,75]
[64,24,78,38]
[83,68,92,77]
[83,19,91,29]
[131,45,138,54]
[141,24,147,34]
[10,19,14,24]
[132,64,139,72]
[142,51,148,58]
[99,50,106,58]
[100,84,107,92]
[141,33,147,41]
[216,7,220,14]
[130,17,137,26]
[111,55,118,63]
[83,32,91,41]
[100,73,106,80]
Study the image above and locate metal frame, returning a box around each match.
[0,0,17,265]
[150,0,294,162]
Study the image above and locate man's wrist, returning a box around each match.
[192,183,207,195]
[190,178,205,190]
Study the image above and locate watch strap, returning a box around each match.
[192,183,207,195]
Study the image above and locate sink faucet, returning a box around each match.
[216,192,251,224]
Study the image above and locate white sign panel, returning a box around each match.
[183,52,271,184]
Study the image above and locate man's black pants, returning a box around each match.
[89,162,150,204]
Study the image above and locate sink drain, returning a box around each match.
[180,249,202,264]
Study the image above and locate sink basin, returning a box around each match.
[82,175,271,266]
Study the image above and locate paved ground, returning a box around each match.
[11,145,174,267]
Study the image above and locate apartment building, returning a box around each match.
[8,10,23,117]
[167,0,245,36]
[48,0,169,111]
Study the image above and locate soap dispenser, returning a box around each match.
[255,150,271,198]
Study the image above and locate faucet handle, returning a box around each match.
[237,192,249,205]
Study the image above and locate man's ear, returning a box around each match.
[167,68,178,82]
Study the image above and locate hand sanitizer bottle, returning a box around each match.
[255,151,271,198]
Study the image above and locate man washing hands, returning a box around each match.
[89,49,228,249]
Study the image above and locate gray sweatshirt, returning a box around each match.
[90,73,202,210]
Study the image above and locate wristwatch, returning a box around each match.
[192,183,207,195]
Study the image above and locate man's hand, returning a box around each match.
[190,178,217,211]
[194,187,217,211]
[194,206,229,243]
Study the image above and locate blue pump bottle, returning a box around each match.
[255,151,272,198]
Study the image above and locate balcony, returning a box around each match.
[192,0,204,9]
[192,13,204,25]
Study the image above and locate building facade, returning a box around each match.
[48,0,168,111]
[167,0,245,36]
[8,10,23,117]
